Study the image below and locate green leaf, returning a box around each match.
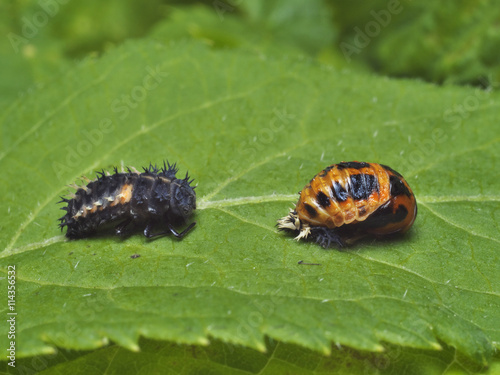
[0,0,167,107]
[0,40,498,367]
[2,338,498,375]
[239,0,336,54]
[149,3,337,57]
[332,0,500,86]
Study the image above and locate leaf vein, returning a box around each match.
[0,51,132,163]
[420,201,499,244]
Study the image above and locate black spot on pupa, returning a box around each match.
[303,203,318,218]
[389,174,412,197]
[337,161,370,170]
[381,164,403,178]
[356,201,409,230]
[349,174,379,200]
[332,182,348,202]
[316,191,330,208]
[318,165,335,177]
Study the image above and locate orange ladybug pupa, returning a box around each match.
[277,161,417,248]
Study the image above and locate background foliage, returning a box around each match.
[1,1,499,374]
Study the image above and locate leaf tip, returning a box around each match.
[197,337,210,346]
[320,345,331,356]
[252,340,267,353]
[431,342,443,350]
[127,343,141,352]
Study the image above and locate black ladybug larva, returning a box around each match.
[58,162,196,240]
[277,161,417,248]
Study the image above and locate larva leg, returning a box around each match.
[167,222,196,238]
[143,221,196,239]
[310,227,345,249]
[115,218,133,236]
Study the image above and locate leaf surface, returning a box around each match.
[0,40,498,366]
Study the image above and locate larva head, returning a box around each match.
[168,177,196,223]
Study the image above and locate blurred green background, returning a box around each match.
[2,0,499,108]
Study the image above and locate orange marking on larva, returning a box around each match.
[111,183,133,206]
[89,201,104,214]
[72,209,84,220]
